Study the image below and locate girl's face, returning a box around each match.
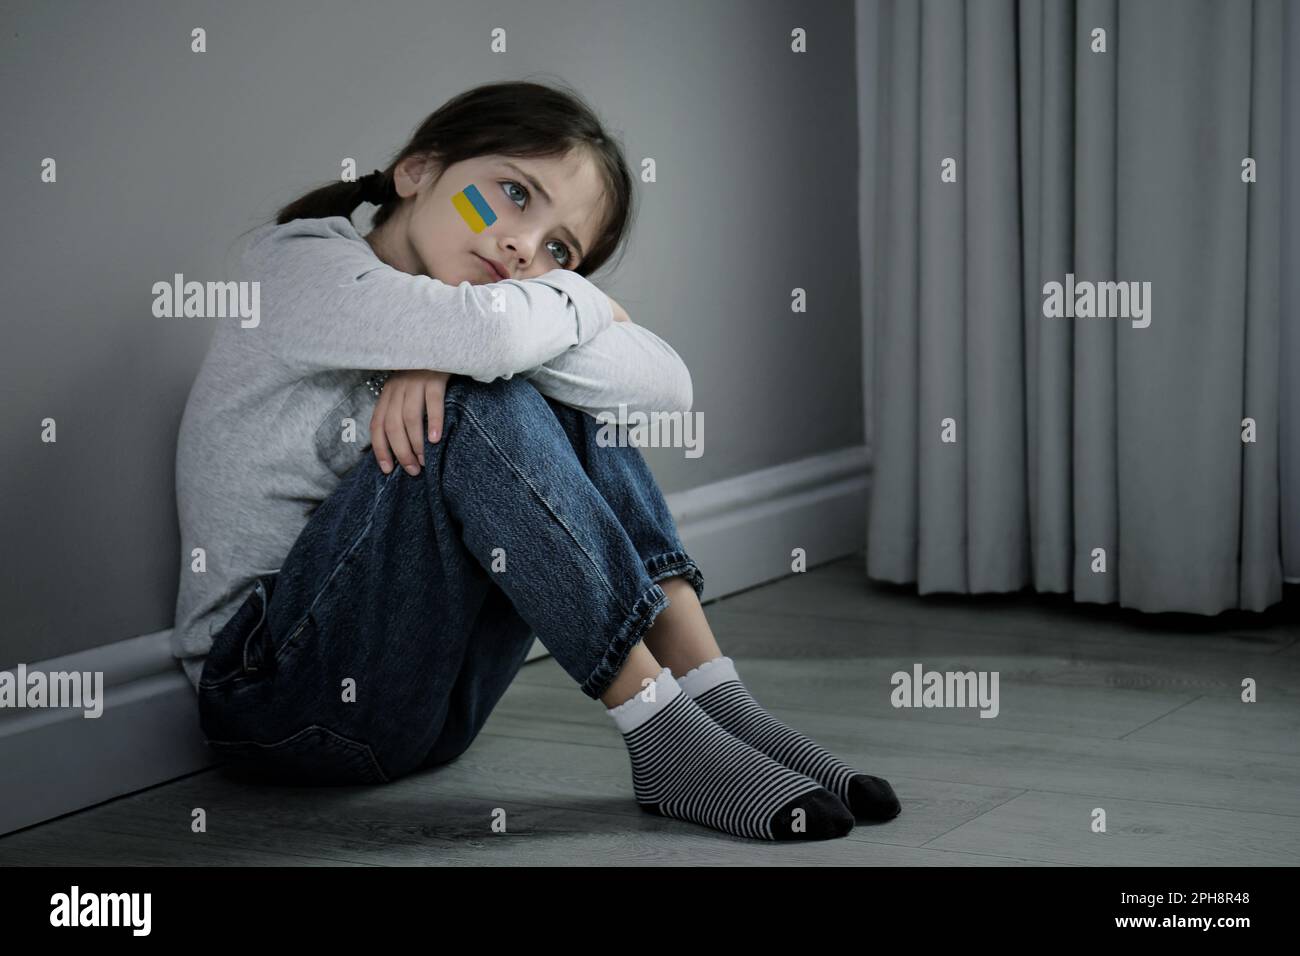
[366,149,608,285]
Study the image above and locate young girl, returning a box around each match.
[173,79,900,843]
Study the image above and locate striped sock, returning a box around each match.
[605,667,854,841]
[676,656,901,822]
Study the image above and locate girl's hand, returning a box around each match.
[606,294,631,323]
[370,369,452,475]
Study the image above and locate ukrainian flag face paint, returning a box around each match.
[452,183,498,234]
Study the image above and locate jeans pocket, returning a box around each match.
[199,574,280,690]
[206,724,389,786]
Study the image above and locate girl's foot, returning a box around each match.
[606,668,854,841]
[676,656,901,822]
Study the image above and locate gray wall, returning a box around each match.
[0,0,863,666]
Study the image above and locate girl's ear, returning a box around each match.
[397,153,443,194]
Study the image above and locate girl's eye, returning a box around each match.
[544,239,572,267]
[501,181,528,207]
[499,180,574,267]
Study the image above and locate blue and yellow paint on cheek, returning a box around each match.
[451,183,498,233]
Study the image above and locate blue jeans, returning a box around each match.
[197,375,704,786]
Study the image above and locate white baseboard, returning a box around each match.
[0,445,871,836]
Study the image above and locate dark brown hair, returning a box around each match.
[268,77,635,279]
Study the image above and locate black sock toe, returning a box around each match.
[769,788,855,840]
[847,774,901,821]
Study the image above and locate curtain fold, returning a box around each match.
[861,0,1287,612]
[1284,0,1300,585]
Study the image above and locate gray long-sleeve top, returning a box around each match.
[172,215,693,691]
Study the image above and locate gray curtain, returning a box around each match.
[857,0,1290,613]
[1283,0,1300,585]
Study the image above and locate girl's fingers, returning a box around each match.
[382,383,418,474]
[426,377,446,444]
[402,383,426,467]
[385,412,418,475]
[369,372,450,476]
[370,390,394,474]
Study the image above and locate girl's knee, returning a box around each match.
[446,375,548,419]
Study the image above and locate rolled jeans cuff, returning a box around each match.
[582,582,671,700]
[645,549,704,601]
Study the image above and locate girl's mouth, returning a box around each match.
[474,254,507,280]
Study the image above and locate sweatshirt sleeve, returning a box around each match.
[248,230,613,380]
[517,320,694,419]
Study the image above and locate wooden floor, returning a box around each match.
[4,554,1299,866]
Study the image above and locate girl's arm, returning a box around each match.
[248,222,613,380]
[518,320,694,418]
